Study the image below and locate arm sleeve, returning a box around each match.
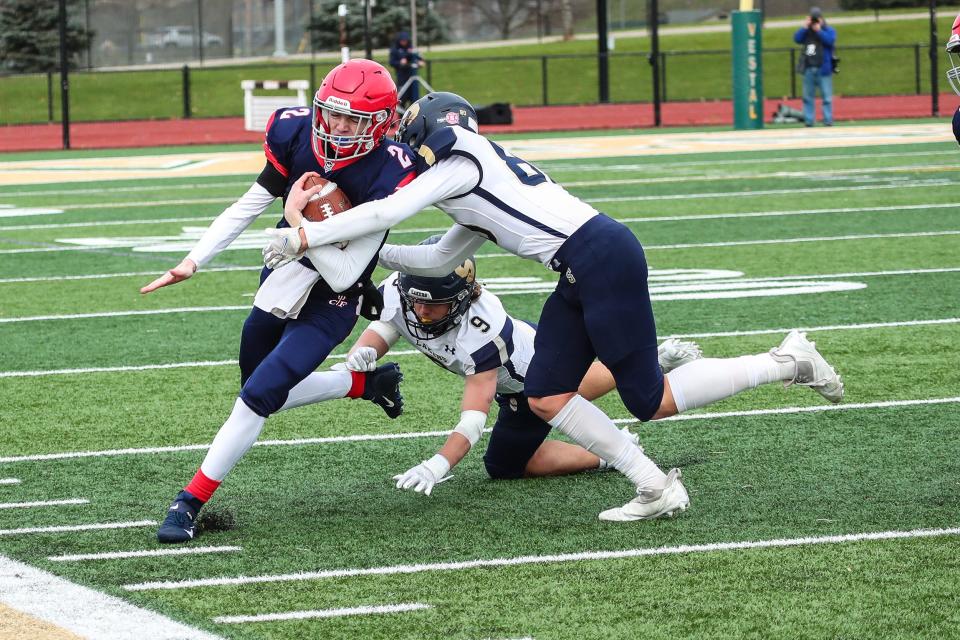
[367,320,402,347]
[185,182,276,268]
[378,224,487,277]
[301,156,479,247]
[303,231,384,293]
[793,28,807,44]
[819,27,836,46]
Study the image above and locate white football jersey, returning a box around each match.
[420,126,599,267]
[379,272,535,394]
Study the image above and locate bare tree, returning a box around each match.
[560,0,574,40]
[464,0,535,40]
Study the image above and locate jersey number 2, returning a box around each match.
[387,146,413,168]
[279,107,310,119]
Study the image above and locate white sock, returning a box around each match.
[279,370,353,412]
[548,395,667,489]
[667,354,796,413]
[199,398,267,481]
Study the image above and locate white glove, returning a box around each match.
[263,227,305,269]
[393,454,451,496]
[658,338,703,373]
[345,346,378,372]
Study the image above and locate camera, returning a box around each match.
[810,15,820,23]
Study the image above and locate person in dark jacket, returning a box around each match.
[389,31,424,107]
[794,7,837,127]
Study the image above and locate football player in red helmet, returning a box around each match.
[140,59,417,544]
[312,58,398,170]
[946,13,960,144]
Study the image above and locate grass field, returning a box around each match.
[1,123,959,639]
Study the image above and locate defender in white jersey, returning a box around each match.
[341,245,701,494]
[266,92,845,521]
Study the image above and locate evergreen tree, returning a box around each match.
[0,0,92,73]
[308,0,446,52]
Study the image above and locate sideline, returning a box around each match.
[123,526,960,591]
[0,124,951,186]
[0,553,224,639]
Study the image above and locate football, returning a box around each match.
[302,175,352,222]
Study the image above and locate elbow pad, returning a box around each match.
[452,410,487,447]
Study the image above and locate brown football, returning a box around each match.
[302,175,352,222]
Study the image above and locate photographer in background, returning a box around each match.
[389,31,425,108]
[794,7,837,127]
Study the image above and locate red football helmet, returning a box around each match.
[312,59,398,169]
[947,13,960,95]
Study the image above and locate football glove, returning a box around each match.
[263,227,304,270]
[393,454,451,496]
[658,338,703,374]
[345,346,378,372]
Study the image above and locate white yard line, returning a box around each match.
[48,545,241,562]
[0,360,239,379]
[2,202,955,244]
[3,397,957,465]
[123,526,960,591]
[0,350,424,378]
[0,216,220,232]
[0,478,20,485]
[562,164,960,187]
[1,318,956,380]
[621,396,960,425]
[0,520,156,536]
[4,222,958,259]
[2,261,957,288]
[0,181,250,198]
[663,317,960,339]
[0,553,225,639]
[0,429,460,463]
[642,230,960,251]
[470,230,960,261]
[0,265,259,285]
[543,149,957,172]
[0,306,248,324]
[588,180,957,203]
[213,603,432,624]
[0,498,88,510]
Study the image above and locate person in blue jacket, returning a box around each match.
[794,7,837,127]
[389,31,424,107]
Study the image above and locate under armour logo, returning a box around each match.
[329,295,348,308]
[443,344,456,355]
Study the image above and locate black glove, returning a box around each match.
[359,279,384,320]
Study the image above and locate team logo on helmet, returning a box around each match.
[401,103,420,126]
[454,258,476,283]
[445,112,460,125]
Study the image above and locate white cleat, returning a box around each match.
[598,468,690,522]
[658,338,702,374]
[770,330,844,403]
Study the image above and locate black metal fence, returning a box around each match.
[1,43,942,126]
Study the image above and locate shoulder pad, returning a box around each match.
[416,127,458,171]
[263,107,305,177]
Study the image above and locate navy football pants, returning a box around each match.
[238,287,358,418]
[524,214,664,422]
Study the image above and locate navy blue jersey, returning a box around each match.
[261,106,417,288]
[263,106,416,206]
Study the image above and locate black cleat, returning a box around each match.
[157,490,203,544]
[362,362,404,419]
